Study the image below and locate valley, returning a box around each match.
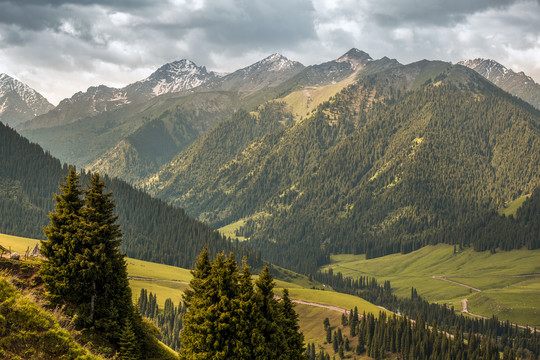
[320,244,540,327]
[1,46,539,358]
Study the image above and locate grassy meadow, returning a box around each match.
[498,193,531,216]
[4,233,539,328]
[281,73,358,121]
[0,233,40,254]
[1,232,385,354]
[321,244,540,327]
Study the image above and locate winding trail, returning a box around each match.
[431,276,481,292]
[129,276,351,314]
[460,299,487,320]
[128,275,188,285]
[275,296,349,314]
[129,274,539,332]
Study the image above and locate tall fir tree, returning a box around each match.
[41,170,138,348]
[280,288,306,359]
[253,266,286,359]
[234,258,264,360]
[77,173,134,339]
[181,250,305,360]
[180,246,216,359]
[40,166,84,304]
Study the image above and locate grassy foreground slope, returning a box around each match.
[0,276,104,360]
[1,232,384,355]
[321,244,540,327]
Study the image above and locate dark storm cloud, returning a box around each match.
[188,0,316,48]
[0,0,147,8]
[0,0,538,104]
[368,0,519,27]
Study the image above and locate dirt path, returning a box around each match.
[460,298,487,320]
[289,299,350,314]
[128,276,188,285]
[129,276,351,315]
[431,276,481,292]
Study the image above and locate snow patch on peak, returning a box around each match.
[125,58,218,97]
[336,48,372,70]
[0,73,54,126]
[245,53,303,73]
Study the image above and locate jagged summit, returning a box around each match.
[240,53,304,73]
[336,48,373,68]
[127,58,218,97]
[0,73,53,127]
[459,59,512,83]
[336,48,373,62]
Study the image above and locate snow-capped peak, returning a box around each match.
[0,73,52,112]
[127,59,218,97]
[0,73,54,127]
[244,53,303,73]
[458,58,511,83]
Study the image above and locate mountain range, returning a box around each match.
[1,49,539,272]
[144,59,540,271]
[4,51,539,135]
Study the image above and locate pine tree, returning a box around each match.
[41,170,138,345]
[180,246,215,359]
[254,266,286,359]
[118,317,140,360]
[280,288,306,359]
[181,250,306,360]
[326,326,332,343]
[40,166,84,303]
[235,258,263,360]
[78,173,133,339]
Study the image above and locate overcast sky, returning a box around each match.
[1,0,539,104]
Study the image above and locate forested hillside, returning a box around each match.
[148,62,540,273]
[20,90,240,178]
[0,121,261,269]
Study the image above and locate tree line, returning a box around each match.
[137,289,185,351]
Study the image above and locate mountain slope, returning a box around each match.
[148,59,452,225]
[21,91,240,177]
[0,73,54,127]
[249,67,539,270]
[148,61,540,272]
[205,53,305,93]
[459,58,540,109]
[0,121,261,269]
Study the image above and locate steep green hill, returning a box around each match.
[148,61,540,273]
[0,121,261,270]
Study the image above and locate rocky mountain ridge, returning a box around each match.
[18,59,219,130]
[459,58,540,109]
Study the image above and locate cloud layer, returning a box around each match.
[1,0,539,104]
